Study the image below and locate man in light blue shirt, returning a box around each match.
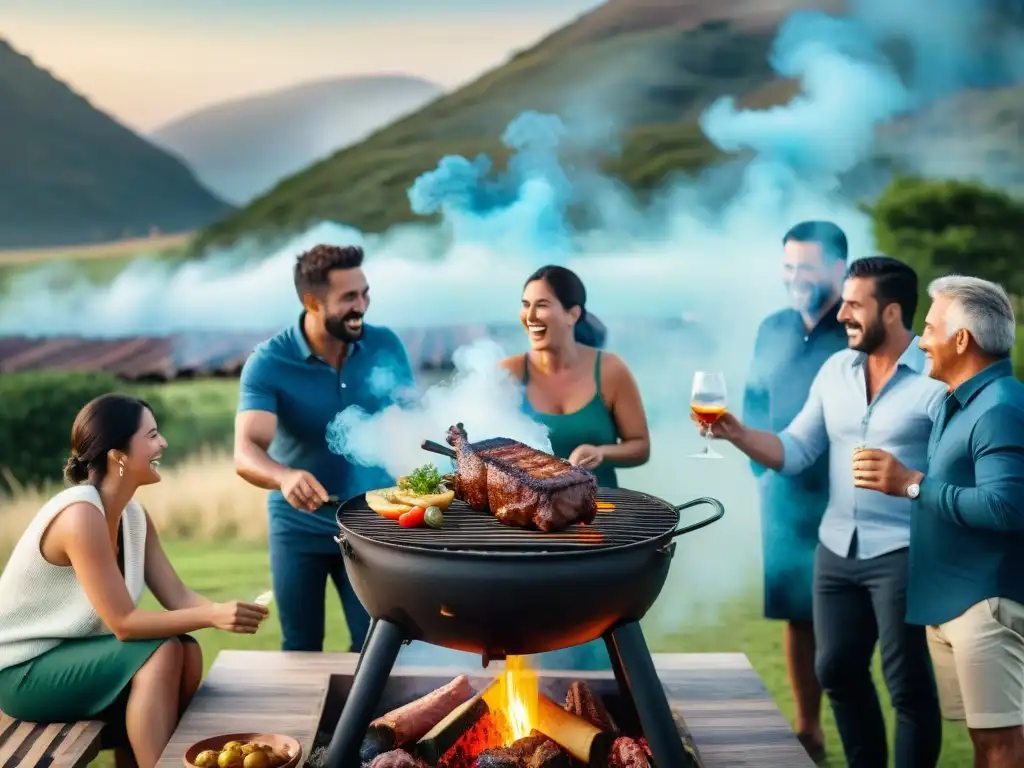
[699,257,945,768]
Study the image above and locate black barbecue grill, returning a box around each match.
[337,487,684,552]
[326,481,725,768]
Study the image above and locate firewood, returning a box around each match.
[473,734,571,768]
[436,712,506,768]
[416,680,500,764]
[534,694,615,766]
[360,675,473,763]
[564,681,617,732]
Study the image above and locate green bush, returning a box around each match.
[0,373,237,491]
[0,372,140,490]
[134,379,237,461]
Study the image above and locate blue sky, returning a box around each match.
[0,0,602,131]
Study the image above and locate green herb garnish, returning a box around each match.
[399,463,444,496]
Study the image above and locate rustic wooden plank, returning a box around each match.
[50,721,104,768]
[158,652,331,768]
[0,721,37,765]
[0,713,16,736]
[157,652,812,768]
[19,723,72,768]
[0,713,104,768]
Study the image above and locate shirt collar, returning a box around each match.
[787,298,843,335]
[950,358,1013,408]
[293,312,361,362]
[851,335,928,374]
[819,298,843,330]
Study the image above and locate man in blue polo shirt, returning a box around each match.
[855,274,1024,768]
[234,244,416,653]
[742,220,849,764]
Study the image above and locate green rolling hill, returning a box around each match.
[195,0,841,250]
[0,39,232,249]
[194,0,1022,251]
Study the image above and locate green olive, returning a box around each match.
[424,506,444,529]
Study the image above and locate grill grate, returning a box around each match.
[336,488,679,553]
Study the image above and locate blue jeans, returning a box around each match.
[269,535,371,652]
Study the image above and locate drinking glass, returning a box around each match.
[690,371,727,459]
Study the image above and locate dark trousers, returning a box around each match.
[269,536,372,653]
[813,542,941,768]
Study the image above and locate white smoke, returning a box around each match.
[326,338,552,479]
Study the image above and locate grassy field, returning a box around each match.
[0,235,195,294]
[0,233,192,265]
[0,445,974,766]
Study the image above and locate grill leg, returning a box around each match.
[325,618,405,768]
[353,618,378,678]
[605,621,698,768]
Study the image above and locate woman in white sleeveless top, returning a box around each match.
[0,394,270,768]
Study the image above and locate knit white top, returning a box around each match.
[0,484,147,672]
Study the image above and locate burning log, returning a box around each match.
[416,680,501,764]
[564,681,617,732]
[436,712,507,768]
[473,733,571,768]
[360,675,474,763]
[534,694,614,765]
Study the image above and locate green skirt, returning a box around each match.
[0,633,195,723]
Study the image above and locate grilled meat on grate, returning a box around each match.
[446,424,597,532]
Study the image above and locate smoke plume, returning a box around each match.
[1,0,1021,637]
[326,338,553,479]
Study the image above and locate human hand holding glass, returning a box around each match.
[689,371,727,459]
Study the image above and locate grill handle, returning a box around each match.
[422,439,457,460]
[670,497,725,538]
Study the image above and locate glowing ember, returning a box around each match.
[498,655,538,743]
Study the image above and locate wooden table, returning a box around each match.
[157,651,814,768]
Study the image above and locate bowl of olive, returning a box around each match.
[183,734,300,768]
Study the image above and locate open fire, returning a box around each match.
[500,656,538,743]
[342,656,658,768]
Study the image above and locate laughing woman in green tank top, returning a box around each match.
[500,265,651,487]
[498,265,651,670]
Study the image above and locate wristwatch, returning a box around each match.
[906,482,921,500]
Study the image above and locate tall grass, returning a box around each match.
[1,451,267,566]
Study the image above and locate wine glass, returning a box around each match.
[689,371,727,459]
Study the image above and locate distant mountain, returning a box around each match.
[150,75,444,204]
[196,0,841,248]
[0,39,232,250]
[195,0,1024,252]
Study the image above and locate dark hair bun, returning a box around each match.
[64,455,89,485]
[574,311,607,349]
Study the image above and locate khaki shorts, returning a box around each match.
[927,597,1024,729]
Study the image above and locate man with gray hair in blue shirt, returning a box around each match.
[233,244,416,654]
[696,256,945,768]
[856,274,1024,768]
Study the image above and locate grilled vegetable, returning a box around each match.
[393,488,455,511]
[424,506,444,529]
[366,487,414,519]
[398,506,427,528]
[395,463,455,510]
[398,464,444,496]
